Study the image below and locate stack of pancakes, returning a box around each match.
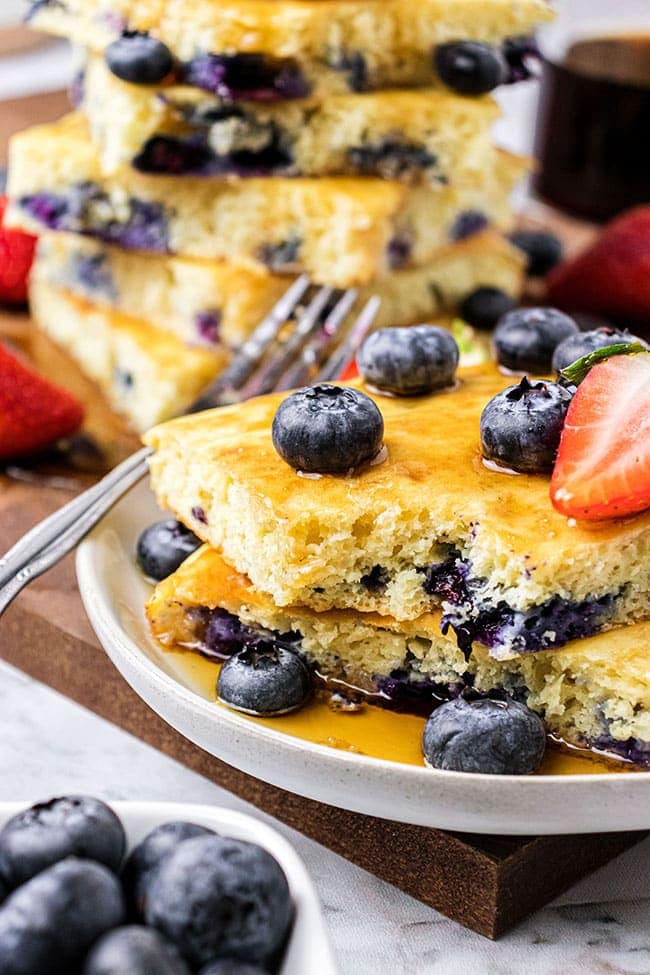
[144,366,650,767]
[5,0,553,430]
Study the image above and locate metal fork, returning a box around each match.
[0,276,380,615]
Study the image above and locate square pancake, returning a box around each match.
[29,276,228,432]
[82,53,501,182]
[147,545,650,765]
[30,0,554,97]
[144,365,650,656]
[7,114,525,287]
[34,231,524,351]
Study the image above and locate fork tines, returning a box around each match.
[191,277,380,411]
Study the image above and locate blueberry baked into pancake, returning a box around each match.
[6,114,525,287]
[80,54,503,182]
[29,0,553,99]
[142,319,650,773]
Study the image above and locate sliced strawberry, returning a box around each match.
[0,342,84,460]
[546,206,650,329]
[0,195,37,305]
[550,352,650,520]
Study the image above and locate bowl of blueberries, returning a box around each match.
[0,796,337,975]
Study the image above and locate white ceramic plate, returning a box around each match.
[77,480,650,836]
[0,799,337,975]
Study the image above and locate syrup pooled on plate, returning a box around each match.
[160,648,632,776]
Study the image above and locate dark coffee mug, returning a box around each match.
[533,35,650,222]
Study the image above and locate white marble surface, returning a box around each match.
[0,659,649,975]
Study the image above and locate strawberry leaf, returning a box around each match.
[560,342,648,386]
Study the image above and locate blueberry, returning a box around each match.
[459,288,517,332]
[434,41,507,95]
[195,310,222,345]
[357,325,459,396]
[122,821,216,920]
[480,377,572,474]
[0,795,125,889]
[105,31,174,84]
[449,209,488,241]
[508,230,563,277]
[199,963,269,975]
[329,50,369,93]
[218,645,312,716]
[271,385,384,474]
[386,232,413,270]
[347,140,437,181]
[502,35,542,83]
[257,237,302,272]
[552,327,647,374]
[182,53,310,101]
[422,696,546,774]
[0,859,125,975]
[145,834,293,967]
[136,519,202,581]
[493,307,579,374]
[83,926,190,975]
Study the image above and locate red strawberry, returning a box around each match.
[340,359,359,382]
[0,195,38,305]
[546,207,650,328]
[0,343,84,460]
[550,352,650,521]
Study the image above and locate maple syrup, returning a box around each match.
[160,647,634,776]
[534,34,650,221]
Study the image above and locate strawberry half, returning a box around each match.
[546,206,650,329]
[0,195,37,305]
[550,352,650,520]
[0,342,84,460]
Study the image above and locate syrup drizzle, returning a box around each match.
[160,648,634,776]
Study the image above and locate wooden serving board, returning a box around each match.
[0,90,646,940]
[0,23,56,58]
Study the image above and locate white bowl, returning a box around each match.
[76,480,650,836]
[0,799,338,975]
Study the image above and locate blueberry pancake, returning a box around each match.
[143,365,650,657]
[81,54,501,181]
[7,114,525,287]
[147,545,650,767]
[29,0,553,98]
[34,231,524,351]
[29,277,228,431]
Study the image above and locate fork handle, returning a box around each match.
[0,447,152,589]
[0,452,150,617]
